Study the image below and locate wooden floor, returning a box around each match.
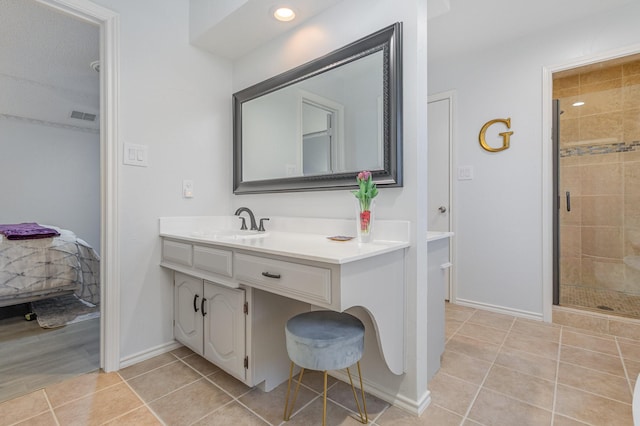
[0,305,100,403]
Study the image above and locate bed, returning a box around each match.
[0,225,100,308]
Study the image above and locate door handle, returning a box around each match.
[201,298,207,317]
[193,294,199,312]
[566,191,571,212]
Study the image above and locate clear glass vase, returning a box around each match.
[356,199,375,243]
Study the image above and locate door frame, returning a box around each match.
[38,0,120,371]
[428,90,456,302]
[541,43,640,322]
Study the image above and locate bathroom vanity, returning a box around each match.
[160,216,409,391]
[426,231,453,381]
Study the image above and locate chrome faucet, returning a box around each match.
[234,207,258,231]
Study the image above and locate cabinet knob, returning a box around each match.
[438,206,447,213]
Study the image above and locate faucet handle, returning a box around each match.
[258,218,270,232]
[238,216,248,230]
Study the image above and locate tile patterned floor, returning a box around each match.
[1,303,639,425]
[561,284,640,319]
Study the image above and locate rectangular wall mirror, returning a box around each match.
[233,22,403,194]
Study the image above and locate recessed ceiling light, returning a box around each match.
[572,101,585,107]
[273,7,295,22]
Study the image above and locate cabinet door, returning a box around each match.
[203,282,246,381]
[174,272,203,354]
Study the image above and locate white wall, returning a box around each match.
[233,0,429,409]
[91,0,233,359]
[428,2,640,318]
[0,119,100,250]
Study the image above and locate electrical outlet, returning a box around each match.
[182,180,194,198]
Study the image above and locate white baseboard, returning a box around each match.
[329,370,429,416]
[119,340,183,369]
[455,298,544,321]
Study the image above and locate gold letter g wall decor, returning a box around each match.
[479,118,513,152]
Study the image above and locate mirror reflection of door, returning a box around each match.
[302,100,336,175]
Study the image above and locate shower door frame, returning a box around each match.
[542,44,640,322]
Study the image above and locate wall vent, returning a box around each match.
[70,110,97,122]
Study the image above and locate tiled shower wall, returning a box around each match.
[553,60,640,295]
[554,58,640,297]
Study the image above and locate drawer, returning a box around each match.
[163,240,193,267]
[194,245,233,277]
[235,253,331,305]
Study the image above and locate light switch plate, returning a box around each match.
[123,143,148,167]
[457,165,474,180]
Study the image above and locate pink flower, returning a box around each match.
[357,171,371,182]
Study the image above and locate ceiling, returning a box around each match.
[0,0,636,131]
[190,0,345,59]
[0,0,99,130]
[427,0,636,61]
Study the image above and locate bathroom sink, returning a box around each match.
[190,229,269,240]
[220,230,270,240]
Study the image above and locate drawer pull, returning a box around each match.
[261,271,281,279]
[201,298,207,316]
[193,294,199,312]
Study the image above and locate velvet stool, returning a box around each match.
[283,310,368,425]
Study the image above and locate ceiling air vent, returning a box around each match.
[70,111,97,122]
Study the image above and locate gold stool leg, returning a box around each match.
[346,363,368,424]
[322,370,328,426]
[283,361,295,421]
[284,363,305,421]
[357,361,369,424]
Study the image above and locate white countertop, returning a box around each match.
[160,216,410,264]
[427,231,454,242]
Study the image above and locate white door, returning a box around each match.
[174,273,203,354]
[203,282,246,381]
[428,94,453,300]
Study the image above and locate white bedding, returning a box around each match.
[0,226,100,306]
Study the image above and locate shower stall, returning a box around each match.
[554,54,640,318]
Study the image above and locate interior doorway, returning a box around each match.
[428,91,454,300]
[0,0,101,402]
[552,53,640,319]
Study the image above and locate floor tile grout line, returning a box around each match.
[42,388,61,426]
[557,358,629,380]
[551,325,561,425]
[44,374,130,410]
[555,381,633,406]
[459,316,516,424]
[119,357,180,382]
[98,404,163,426]
[6,390,60,426]
[562,341,628,358]
[442,344,547,387]
[232,398,276,426]
[473,385,555,416]
[117,371,166,425]
[283,392,323,424]
[185,399,240,426]
[615,335,636,397]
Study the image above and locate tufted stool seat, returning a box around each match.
[283,310,368,425]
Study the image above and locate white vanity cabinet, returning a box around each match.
[160,217,411,396]
[426,232,453,381]
[174,272,246,381]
